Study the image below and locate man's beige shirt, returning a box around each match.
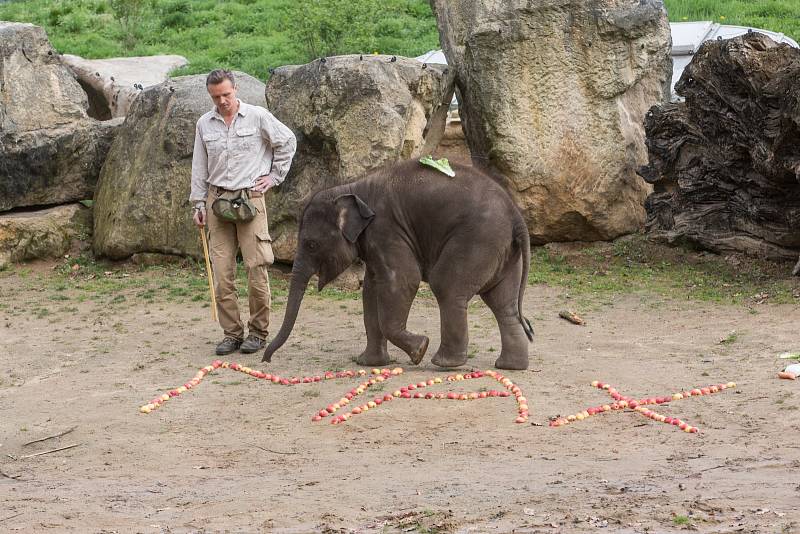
[190,100,296,204]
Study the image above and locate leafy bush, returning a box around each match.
[109,0,151,49]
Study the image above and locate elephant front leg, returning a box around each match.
[356,271,391,366]
[375,277,429,365]
[430,298,469,368]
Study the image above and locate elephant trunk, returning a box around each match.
[262,262,313,362]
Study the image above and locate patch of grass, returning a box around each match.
[672,514,690,525]
[720,331,739,345]
[665,0,800,41]
[316,286,361,301]
[528,236,799,306]
[0,0,440,80]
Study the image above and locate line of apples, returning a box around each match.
[548,380,737,433]
[320,369,529,425]
[139,362,529,424]
[139,360,386,414]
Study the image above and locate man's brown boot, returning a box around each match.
[240,334,266,354]
[216,336,243,355]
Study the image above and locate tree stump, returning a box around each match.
[639,32,800,273]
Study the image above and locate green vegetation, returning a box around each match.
[0,0,439,80]
[0,249,364,322]
[0,0,796,83]
[719,330,739,345]
[0,252,287,320]
[672,514,691,525]
[666,0,800,41]
[528,236,799,306]
[3,233,796,324]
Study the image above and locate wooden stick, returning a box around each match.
[0,512,23,523]
[199,227,218,322]
[248,443,297,455]
[559,310,586,326]
[18,443,81,459]
[22,425,77,447]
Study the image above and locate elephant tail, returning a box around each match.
[514,219,535,342]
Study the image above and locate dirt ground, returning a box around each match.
[1,253,799,533]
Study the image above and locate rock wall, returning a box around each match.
[60,54,188,119]
[0,22,120,212]
[0,204,91,268]
[429,0,672,243]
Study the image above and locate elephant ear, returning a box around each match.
[334,194,375,243]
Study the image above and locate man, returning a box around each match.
[190,69,296,355]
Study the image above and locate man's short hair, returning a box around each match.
[206,69,235,87]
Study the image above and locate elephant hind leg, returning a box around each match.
[480,261,530,371]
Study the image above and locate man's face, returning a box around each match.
[208,79,237,114]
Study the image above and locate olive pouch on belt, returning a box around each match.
[211,190,257,223]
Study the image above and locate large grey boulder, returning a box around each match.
[0,22,120,212]
[92,72,266,259]
[265,54,454,261]
[429,0,673,243]
[0,204,91,268]
[60,54,188,119]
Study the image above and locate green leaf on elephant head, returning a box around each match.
[419,155,455,177]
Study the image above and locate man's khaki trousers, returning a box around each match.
[206,188,274,341]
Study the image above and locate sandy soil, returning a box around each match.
[1,261,799,534]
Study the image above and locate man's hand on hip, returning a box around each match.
[193,206,207,227]
[252,174,275,193]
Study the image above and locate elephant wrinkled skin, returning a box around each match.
[263,160,534,370]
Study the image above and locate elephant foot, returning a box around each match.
[431,349,468,369]
[494,353,529,371]
[356,347,391,367]
[408,335,430,365]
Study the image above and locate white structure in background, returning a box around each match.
[416,22,800,103]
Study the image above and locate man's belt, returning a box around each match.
[211,185,262,198]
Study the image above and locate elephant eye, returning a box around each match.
[306,240,318,251]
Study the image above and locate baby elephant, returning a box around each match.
[263,160,534,370]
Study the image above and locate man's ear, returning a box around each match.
[333,194,375,243]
